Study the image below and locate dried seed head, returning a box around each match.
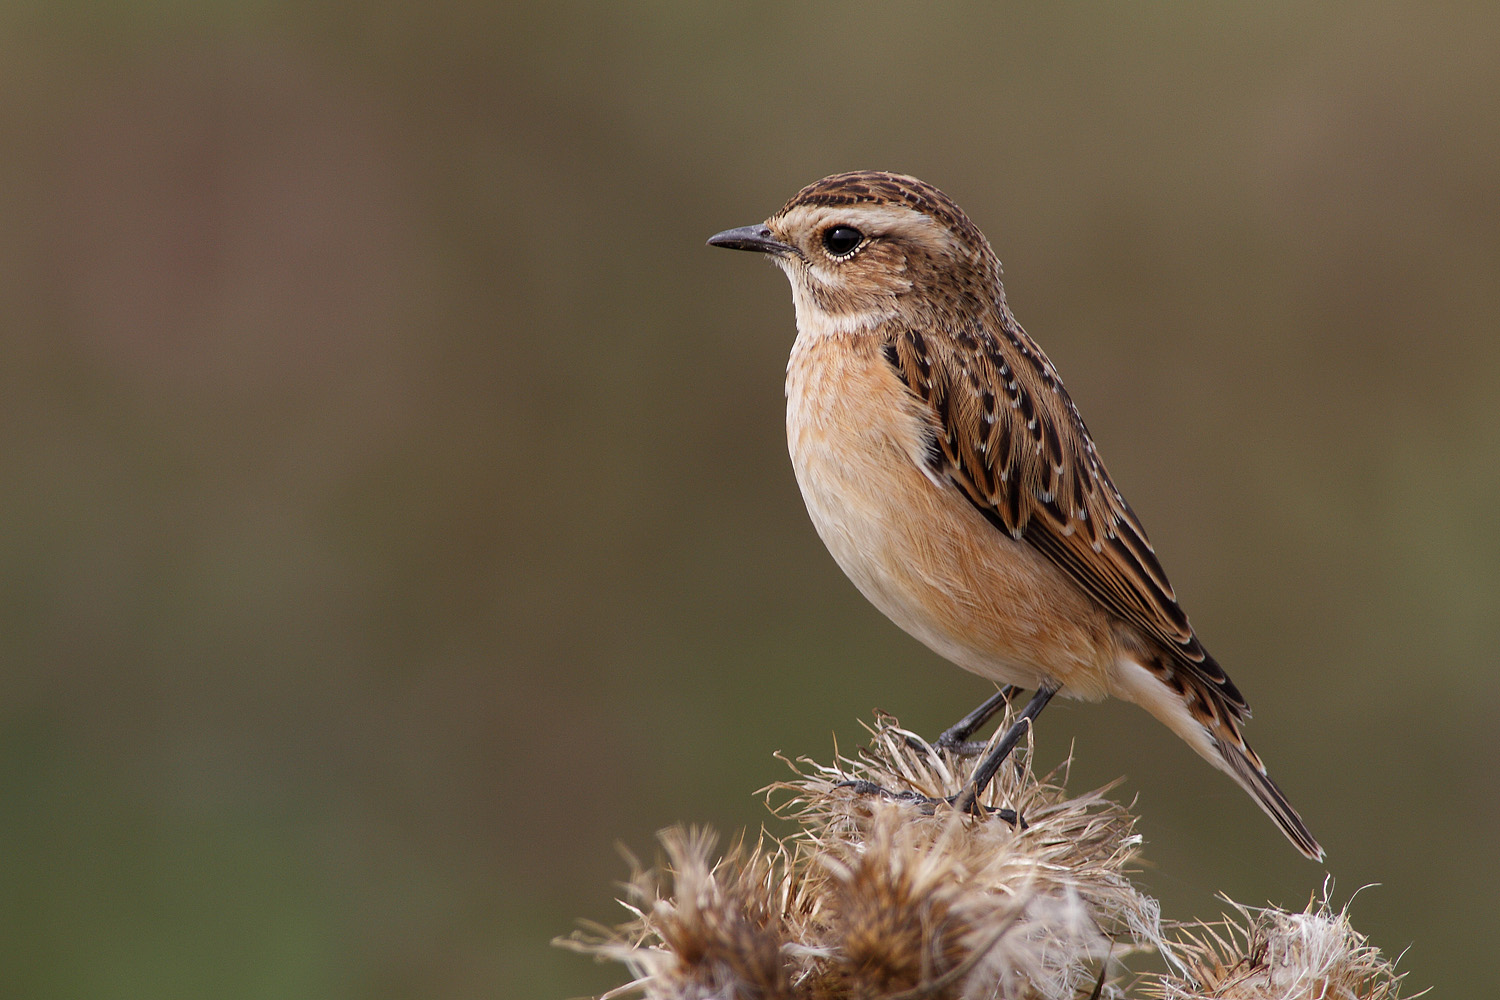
[1148,885,1413,1000]
[561,714,1412,1000]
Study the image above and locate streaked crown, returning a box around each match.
[776,171,991,252]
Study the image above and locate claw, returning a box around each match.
[945,793,1024,827]
[834,779,934,811]
[834,779,1025,827]
[934,733,992,757]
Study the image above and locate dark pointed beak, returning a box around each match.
[706,224,793,255]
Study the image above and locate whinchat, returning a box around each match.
[709,171,1321,860]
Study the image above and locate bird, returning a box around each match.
[707,170,1322,860]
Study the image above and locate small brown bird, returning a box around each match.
[709,171,1322,860]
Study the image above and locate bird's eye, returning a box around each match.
[822,225,864,257]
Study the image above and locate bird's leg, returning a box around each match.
[930,685,1020,755]
[903,685,1018,757]
[951,684,1057,815]
[841,684,1041,827]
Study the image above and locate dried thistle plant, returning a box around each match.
[566,828,799,1000]
[771,715,1162,1000]
[559,711,1415,1000]
[1144,888,1416,1000]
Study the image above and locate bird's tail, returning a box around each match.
[1115,657,1324,861]
[1212,730,1324,862]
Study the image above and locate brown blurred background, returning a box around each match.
[1,4,1496,997]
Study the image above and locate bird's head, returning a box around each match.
[708,171,1006,334]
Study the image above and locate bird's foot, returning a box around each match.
[834,779,1024,827]
[904,685,1022,758]
[902,730,989,758]
[935,729,993,757]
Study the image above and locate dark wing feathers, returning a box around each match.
[883,322,1247,713]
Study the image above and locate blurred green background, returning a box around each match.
[2,3,1496,997]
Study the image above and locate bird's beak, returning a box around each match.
[706,224,794,255]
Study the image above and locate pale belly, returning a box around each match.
[785,335,1117,698]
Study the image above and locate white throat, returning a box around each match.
[780,269,895,339]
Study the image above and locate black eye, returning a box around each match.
[822,225,863,257]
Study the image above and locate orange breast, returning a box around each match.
[785,332,1118,698]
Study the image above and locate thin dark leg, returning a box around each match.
[952,684,1057,814]
[933,684,1020,752]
